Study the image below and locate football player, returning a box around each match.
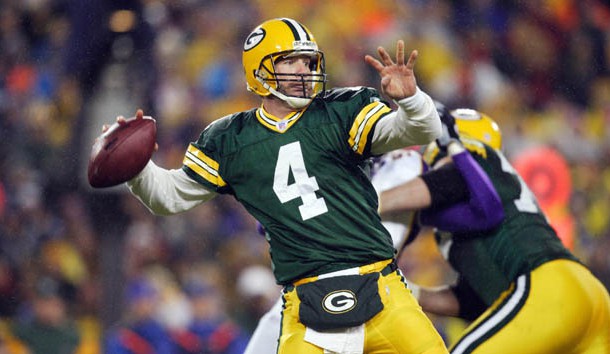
[121,17,449,353]
[243,104,505,354]
[244,148,425,354]
[380,106,610,353]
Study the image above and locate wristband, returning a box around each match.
[394,87,425,114]
[447,141,465,156]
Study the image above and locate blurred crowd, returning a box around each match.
[0,0,609,352]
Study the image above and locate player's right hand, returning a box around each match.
[102,109,144,133]
[102,109,158,151]
[364,40,418,101]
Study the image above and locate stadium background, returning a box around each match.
[0,0,609,352]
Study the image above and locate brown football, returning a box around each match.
[87,116,156,188]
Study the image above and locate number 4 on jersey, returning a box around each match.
[273,141,328,220]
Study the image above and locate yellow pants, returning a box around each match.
[278,259,449,354]
[450,259,610,354]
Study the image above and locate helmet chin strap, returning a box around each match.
[259,78,312,109]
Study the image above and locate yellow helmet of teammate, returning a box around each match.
[451,108,502,150]
[242,18,327,109]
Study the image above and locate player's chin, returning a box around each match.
[283,87,311,98]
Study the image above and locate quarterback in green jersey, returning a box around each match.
[379,106,610,353]
[122,17,449,354]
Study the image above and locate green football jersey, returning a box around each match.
[182,87,397,284]
[425,139,579,307]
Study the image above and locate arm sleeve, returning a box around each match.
[419,148,505,232]
[419,163,469,208]
[126,160,217,216]
[370,87,441,155]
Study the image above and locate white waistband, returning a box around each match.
[317,266,360,280]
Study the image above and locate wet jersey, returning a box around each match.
[424,139,579,310]
[182,87,397,285]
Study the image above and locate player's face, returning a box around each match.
[274,55,314,97]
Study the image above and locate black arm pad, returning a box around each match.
[420,163,469,209]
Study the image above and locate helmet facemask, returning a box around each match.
[256,50,327,109]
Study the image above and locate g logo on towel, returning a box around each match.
[323,290,357,314]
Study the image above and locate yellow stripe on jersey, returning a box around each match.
[422,143,440,166]
[423,137,488,167]
[461,137,488,158]
[348,101,391,155]
[183,144,227,187]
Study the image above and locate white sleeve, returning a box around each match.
[371,87,441,155]
[126,160,217,215]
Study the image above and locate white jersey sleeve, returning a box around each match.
[370,87,441,155]
[126,160,217,215]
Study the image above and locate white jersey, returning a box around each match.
[371,148,424,248]
[243,149,424,354]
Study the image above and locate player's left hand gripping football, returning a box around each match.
[364,40,418,101]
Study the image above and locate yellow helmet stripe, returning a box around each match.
[348,101,391,154]
[183,144,227,187]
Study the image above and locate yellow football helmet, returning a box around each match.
[242,18,326,109]
[451,108,502,150]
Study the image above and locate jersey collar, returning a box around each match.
[256,106,304,133]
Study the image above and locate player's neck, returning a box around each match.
[261,96,298,119]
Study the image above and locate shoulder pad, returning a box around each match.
[203,110,253,133]
[423,137,490,166]
[204,113,234,131]
[461,137,488,159]
[422,142,442,166]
